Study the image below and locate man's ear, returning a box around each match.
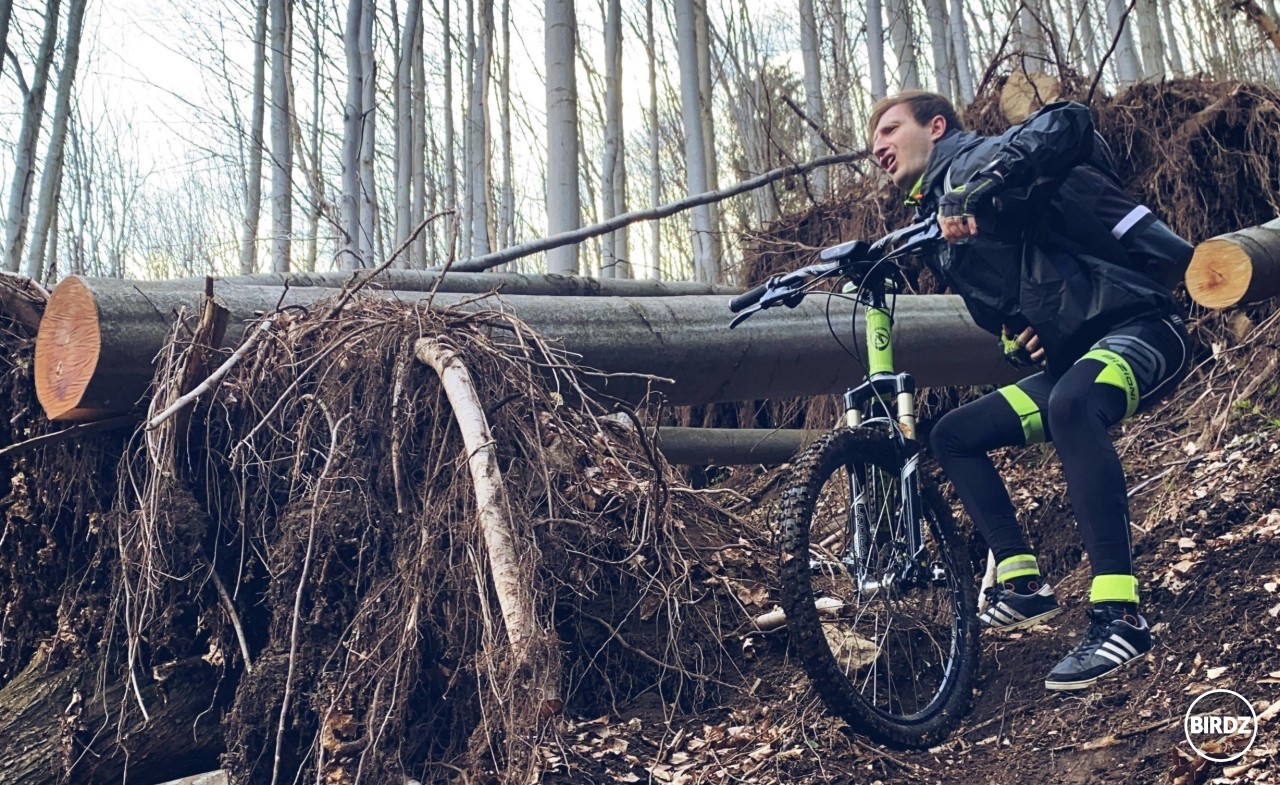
[928,115,948,141]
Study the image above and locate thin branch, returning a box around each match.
[1087,0,1139,105]
[0,416,139,458]
[441,152,869,273]
[146,316,278,430]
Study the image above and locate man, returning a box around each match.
[869,91,1192,691]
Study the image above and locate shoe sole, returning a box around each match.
[981,606,1062,632]
[1043,650,1149,692]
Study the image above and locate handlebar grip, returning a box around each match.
[729,281,771,313]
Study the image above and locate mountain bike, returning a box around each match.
[729,219,979,748]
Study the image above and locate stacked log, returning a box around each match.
[1185,218,1280,308]
[33,275,1022,422]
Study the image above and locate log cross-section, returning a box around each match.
[1185,218,1280,309]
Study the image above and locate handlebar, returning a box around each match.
[728,219,942,326]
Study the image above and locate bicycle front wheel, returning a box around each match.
[777,427,979,748]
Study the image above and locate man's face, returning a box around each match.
[872,104,946,190]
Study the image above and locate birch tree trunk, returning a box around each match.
[26,0,87,282]
[886,0,920,89]
[395,0,422,264]
[341,0,363,270]
[675,0,717,283]
[799,0,828,198]
[1106,0,1143,85]
[304,6,322,272]
[948,0,974,103]
[0,0,13,83]
[1161,0,1185,75]
[544,0,581,275]
[411,10,428,268]
[4,0,62,273]
[359,0,376,268]
[867,0,888,100]
[498,0,514,255]
[693,0,722,272]
[269,0,293,272]
[468,0,493,257]
[1135,0,1165,80]
[443,0,458,239]
[920,0,948,97]
[601,0,629,278]
[646,0,662,279]
[239,0,268,275]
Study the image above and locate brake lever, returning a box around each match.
[728,307,757,329]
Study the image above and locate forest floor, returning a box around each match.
[539,307,1280,785]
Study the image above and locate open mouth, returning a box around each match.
[882,154,897,174]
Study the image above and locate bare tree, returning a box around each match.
[26,0,88,281]
[4,0,63,273]
[949,0,974,102]
[341,0,363,269]
[1106,0,1143,84]
[675,0,717,283]
[238,0,269,274]
[467,0,493,256]
[600,0,629,278]
[544,0,581,274]
[867,0,888,99]
[0,0,13,83]
[395,0,423,264]
[497,0,514,253]
[1135,0,1165,79]
[799,0,828,197]
[359,0,376,267]
[269,0,293,272]
[646,0,662,279]
[922,0,950,97]
[885,0,920,89]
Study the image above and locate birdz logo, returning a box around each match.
[1184,689,1258,763]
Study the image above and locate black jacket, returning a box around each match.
[911,101,1192,377]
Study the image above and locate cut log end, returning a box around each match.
[34,276,105,421]
[1186,239,1253,309]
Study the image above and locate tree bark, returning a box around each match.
[35,276,1023,421]
[885,0,920,89]
[497,0,514,256]
[1185,218,1280,309]
[652,427,823,465]
[1135,0,1165,79]
[395,0,422,260]
[646,0,662,279]
[468,0,493,257]
[0,649,224,785]
[948,0,973,103]
[601,0,629,278]
[164,269,744,295]
[25,0,87,283]
[867,0,888,100]
[1106,0,1142,85]
[544,0,581,274]
[240,0,269,275]
[359,0,377,269]
[799,0,828,198]
[269,0,293,272]
[0,0,13,84]
[341,0,364,270]
[675,0,717,283]
[4,0,62,273]
[923,0,950,99]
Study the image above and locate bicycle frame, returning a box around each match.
[839,268,934,595]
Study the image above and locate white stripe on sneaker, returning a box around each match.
[998,603,1027,621]
[1109,635,1140,658]
[1098,641,1135,662]
[1094,648,1127,667]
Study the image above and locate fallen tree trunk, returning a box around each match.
[35,276,1023,421]
[161,270,742,297]
[653,427,823,465]
[0,649,224,785]
[1185,218,1280,308]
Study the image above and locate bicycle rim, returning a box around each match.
[779,428,975,739]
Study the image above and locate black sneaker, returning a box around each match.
[1044,608,1152,691]
[979,583,1062,631]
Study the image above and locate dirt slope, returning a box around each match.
[540,307,1280,785]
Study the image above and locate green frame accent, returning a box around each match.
[997,385,1045,445]
[1082,349,1140,418]
[1090,574,1140,604]
[866,307,895,375]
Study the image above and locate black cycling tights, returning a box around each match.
[930,359,1132,577]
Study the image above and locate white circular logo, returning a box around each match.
[1183,689,1258,763]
